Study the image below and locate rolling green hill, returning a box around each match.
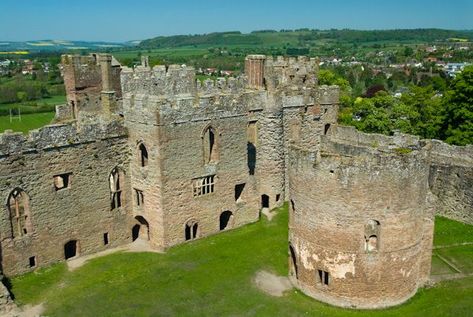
[139,29,473,49]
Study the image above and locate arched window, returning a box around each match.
[7,188,32,239]
[365,220,380,252]
[203,126,219,164]
[138,143,148,167]
[110,167,124,210]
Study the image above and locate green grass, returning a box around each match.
[435,247,473,274]
[433,216,473,246]
[9,206,473,317]
[0,112,55,134]
[0,95,65,113]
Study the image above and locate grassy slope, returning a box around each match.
[0,112,55,134]
[9,206,473,317]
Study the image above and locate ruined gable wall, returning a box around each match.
[61,54,122,122]
[0,122,132,276]
[288,126,434,308]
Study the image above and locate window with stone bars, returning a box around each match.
[193,175,215,197]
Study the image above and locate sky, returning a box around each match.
[0,0,472,42]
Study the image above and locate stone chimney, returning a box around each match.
[245,55,266,89]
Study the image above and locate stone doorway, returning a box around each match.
[64,240,79,260]
[132,216,149,241]
[219,210,233,231]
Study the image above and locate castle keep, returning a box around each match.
[0,53,472,309]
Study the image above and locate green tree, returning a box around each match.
[442,66,473,145]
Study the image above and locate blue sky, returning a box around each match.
[0,0,472,42]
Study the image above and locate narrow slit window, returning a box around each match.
[138,143,148,167]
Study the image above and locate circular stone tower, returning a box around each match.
[288,131,434,309]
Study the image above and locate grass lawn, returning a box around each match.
[0,112,55,134]
[9,206,473,317]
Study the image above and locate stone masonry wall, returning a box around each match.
[288,128,434,308]
[0,122,132,276]
[429,141,473,224]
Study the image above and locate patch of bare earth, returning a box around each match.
[253,270,292,297]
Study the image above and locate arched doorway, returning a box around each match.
[132,216,149,241]
[219,211,233,231]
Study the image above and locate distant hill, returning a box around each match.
[139,29,473,49]
[0,40,135,53]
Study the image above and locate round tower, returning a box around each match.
[288,134,434,309]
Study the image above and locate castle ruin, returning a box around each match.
[0,53,472,310]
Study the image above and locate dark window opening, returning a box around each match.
[139,143,149,167]
[235,183,245,202]
[64,240,78,260]
[324,123,331,135]
[29,256,36,268]
[203,126,219,164]
[134,188,144,206]
[185,221,198,241]
[318,270,329,286]
[289,245,298,279]
[290,199,295,213]
[103,232,109,245]
[276,194,281,202]
[261,194,270,208]
[132,224,140,241]
[247,142,256,175]
[54,173,72,191]
[247,122,257,175]
[219,211,233,231]
[133,216,149,241]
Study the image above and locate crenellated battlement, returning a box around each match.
[0,120,127,157]
[121,63,249,98]
[326,125,423,151]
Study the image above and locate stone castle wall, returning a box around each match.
[288,126,434,308]
[0,122,132,276]
[429,141,473,224]
[0,52,471,312]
